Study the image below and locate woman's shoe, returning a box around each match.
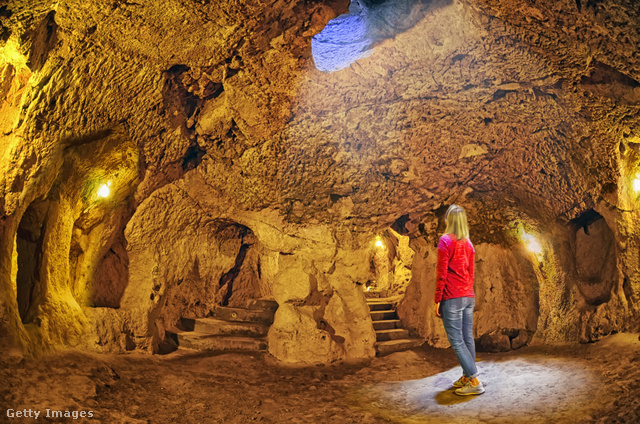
[452,376,468,388]
[455,381,485,396]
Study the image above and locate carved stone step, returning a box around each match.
[181,317,269,337]
[370,310,397,321]
[247,298,279,311]
[373,319,402,331]
[212,306,275,324]
[375,339,424,356]
[169,329,267,352]
[376,328,410,341]
[367,302,394,311]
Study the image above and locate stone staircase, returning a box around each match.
[167,299,278,353]
[368,299,423,355]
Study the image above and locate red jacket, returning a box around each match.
[434,233,475,303]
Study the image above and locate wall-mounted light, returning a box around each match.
[97,181,112,199]
[522,230,543,255]
[375,239,384,248]
[633,177,640,193]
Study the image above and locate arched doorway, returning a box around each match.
[15,199,50,324]
[364,228,414,300]
[215,222,262,308]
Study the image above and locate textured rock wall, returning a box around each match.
[399,201,639,352]
[84,170,376,362]
[174,174,377,363]
[397,229,539,351]
[1,0,639,361]
[1,127,138,355]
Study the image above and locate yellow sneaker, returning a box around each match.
[455,381,485,396]
[452,376,468,388]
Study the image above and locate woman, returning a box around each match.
[434,204,484,396]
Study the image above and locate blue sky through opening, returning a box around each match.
[311,12,373,72]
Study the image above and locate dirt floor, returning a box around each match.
[1,333,639,424]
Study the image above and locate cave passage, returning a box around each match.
[2,334,638,423]
[1,0,640,422]
[15,200,49,324]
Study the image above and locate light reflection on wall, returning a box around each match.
[521,230,543,255]
[633,177,640,193]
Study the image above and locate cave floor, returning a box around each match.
[2,333,639,424]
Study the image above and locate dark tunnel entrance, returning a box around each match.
[364,226,413,299]
[569,209,616,306]
[215,222,261,308]
[15,199,50,324]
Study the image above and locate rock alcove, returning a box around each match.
[0,0,638,371]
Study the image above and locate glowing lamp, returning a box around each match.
[375,239,384,248]
[522,231,543,255]
[633,178,640,193]
[526,238,543,255]
[97,181,112,199]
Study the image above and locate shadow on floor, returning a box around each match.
[435,388,474,405]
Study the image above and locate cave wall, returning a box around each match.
[398,193,640,352]
[397,230,539,351]
[86,172,376,362]
[0,126,139,355]
[0,0,639,361]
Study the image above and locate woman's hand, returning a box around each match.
[435,302,441,318]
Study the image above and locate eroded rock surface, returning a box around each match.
[0,0,639,362]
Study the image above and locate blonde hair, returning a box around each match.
[444,204,470,240]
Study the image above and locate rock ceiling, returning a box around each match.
[1,0,640,360]
[1,0,639,239]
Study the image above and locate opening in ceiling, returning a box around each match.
[312,0,448,72]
